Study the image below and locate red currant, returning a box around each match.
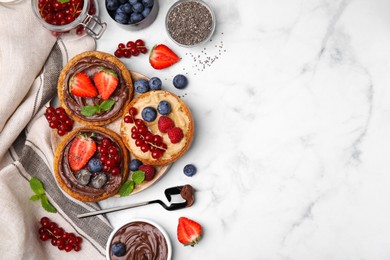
[130,47,140,56]
[129,107,138,116]
[126,41,136,48]
[114,49,123,58]
[139,47,148,54]
[108,146,118,155]
[135,39,145,46]
[124,115,134,123]
[101,138,111,147]
[110,167,120,176]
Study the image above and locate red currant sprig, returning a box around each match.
[39,217,83,252]
[45,106,74,136]
[124,107,167,159]
[96,138,122,176]
[114,39,148,58]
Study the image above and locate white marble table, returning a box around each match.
[97,0,390,259]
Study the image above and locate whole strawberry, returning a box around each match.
[177,217,202,246]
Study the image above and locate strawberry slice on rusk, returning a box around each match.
[149,44,180,70]
[177,217,202,246]
[70,72,98,98]
[94,68,119,100]
[68,134,97,171]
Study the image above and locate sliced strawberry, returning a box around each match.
[149,44,180,70]
[167,127,184,144]
[177,217,202,246]
[93,68,119,100]
[158,116,175,133]
[70,72,98,98]
[68,134,97,171]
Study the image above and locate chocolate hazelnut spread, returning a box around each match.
[62,56,130,122]
[180,184,194,207]
[57,130,124,199]
[109,221,169,260]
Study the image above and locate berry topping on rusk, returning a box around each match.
[57,51,133,126]
[53,126,129,202]
[120,90,194,166]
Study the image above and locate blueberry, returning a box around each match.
[130,12,144,23]
[118,0,127,3]
[134,79,150,93]
[183,164,197,177]
[129,159,143,171]
[132,2,144,12]
[142,7,151,17]
[173,74,188,89]
[157,100,171,115]
[91,173,108,189]
[142,107,157,122]
[115,11,129,24]
[128,0,138,4]
[118,3,132,13]
[142,0,153,8]
[111,243,126,257]
[88,158,103,173]
[107,0,119,11]
[77,169,92,185]
[149,77,162,90]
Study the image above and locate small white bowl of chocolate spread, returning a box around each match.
[106,218,172,260]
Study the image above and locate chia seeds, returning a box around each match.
[167,0,214,46]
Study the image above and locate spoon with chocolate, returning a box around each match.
[77,184,194,219]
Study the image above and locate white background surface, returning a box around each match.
[97,0,390,259]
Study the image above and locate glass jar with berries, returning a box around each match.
[31,0,106,39]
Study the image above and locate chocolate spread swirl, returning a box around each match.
[62,56,129,122]
[109,221,169,260]
[58,130,124,199]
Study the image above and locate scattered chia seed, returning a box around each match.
[167,1,214,46]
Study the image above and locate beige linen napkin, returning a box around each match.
[0,1,112,259]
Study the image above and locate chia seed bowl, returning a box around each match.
[165,0,216,47]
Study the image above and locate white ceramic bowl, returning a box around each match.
[106,218,172,260]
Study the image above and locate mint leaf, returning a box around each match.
[30,194,42,201]
[119,180,134,197]
[132,170,145,185]
[99,99,115,111]
[40,194,57,213]
[81,105,99,116]
[57,0,70,3]
[30,177,45,195]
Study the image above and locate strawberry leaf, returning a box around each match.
[40,194,57,213]
[132,170,145,185]
[119,180,134,197]
[99,99,115,111]
[30,177,45,195]
[81,105,100,116]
